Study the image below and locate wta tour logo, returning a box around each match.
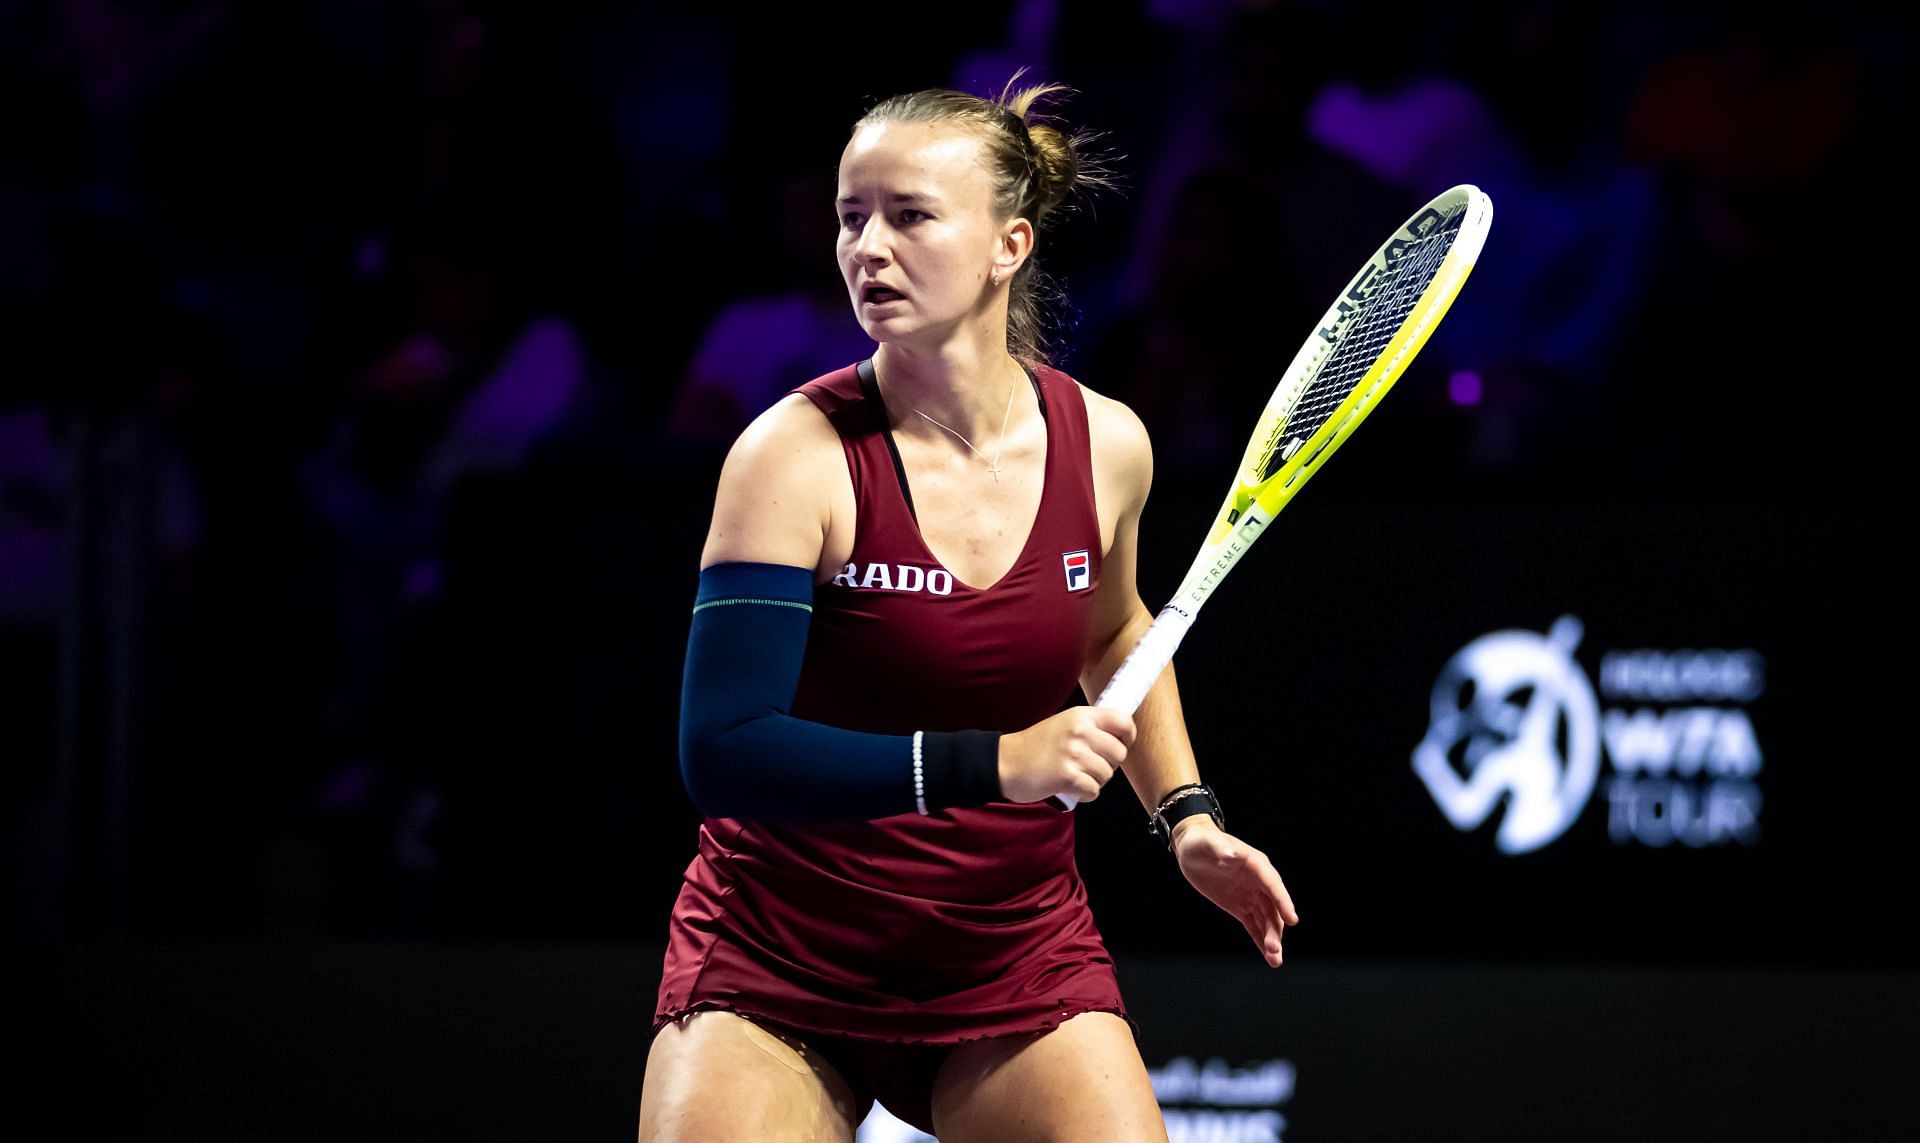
[1412,616,1765,854]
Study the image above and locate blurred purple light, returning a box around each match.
[1448,370,1483,406]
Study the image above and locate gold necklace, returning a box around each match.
[913,376,1018,481]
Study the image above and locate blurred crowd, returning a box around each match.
[0,0,1906,942]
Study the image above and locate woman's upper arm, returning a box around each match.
[699,394,842,574]
[1082,385,1155,644]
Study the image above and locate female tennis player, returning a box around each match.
[639,74,1299,1142]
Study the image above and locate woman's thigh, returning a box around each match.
[637,1010,862,1143]
[929,1011,1168,1143]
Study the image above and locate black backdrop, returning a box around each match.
[5,1,1917,1138]
[419,463,1914,970]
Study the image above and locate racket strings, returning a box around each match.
[1260,210,1462,481]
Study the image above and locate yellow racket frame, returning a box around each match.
[1068,184,1493,778]
[1178,183,1495,612]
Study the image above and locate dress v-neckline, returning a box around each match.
[857,357,1052,594]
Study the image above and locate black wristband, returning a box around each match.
[1149,783,1224,850]
[919,730,1004,812]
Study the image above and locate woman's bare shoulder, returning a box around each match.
[722,392,845,473]
[1077,380,1153,491]
[700,393,846,569]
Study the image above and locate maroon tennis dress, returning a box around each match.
[653,357,1129,1125]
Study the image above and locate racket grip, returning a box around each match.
[1056,605,1196,811]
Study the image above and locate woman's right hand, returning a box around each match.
[997,706,1135,805]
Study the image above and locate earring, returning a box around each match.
[991,270,1002,286]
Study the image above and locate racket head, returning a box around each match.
[1185,184,1493,584]
[1065,186,1493,812]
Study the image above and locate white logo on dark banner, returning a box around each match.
[1152,1056,1293,1142]
[1412,615,1765,853]
[857,1056,1294,1142]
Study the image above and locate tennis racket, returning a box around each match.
[1059,182,1494,809]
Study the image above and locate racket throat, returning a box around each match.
[1184,505,1274,609]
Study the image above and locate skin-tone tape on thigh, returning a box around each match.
[737,1018,817,1078]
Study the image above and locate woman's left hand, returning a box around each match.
[1172,820,1300,967]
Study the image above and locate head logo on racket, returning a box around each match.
[1062,550,1091,592]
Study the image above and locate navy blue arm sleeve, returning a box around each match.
[677,561,1002,821]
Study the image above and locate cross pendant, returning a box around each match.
[987,460,1002,482]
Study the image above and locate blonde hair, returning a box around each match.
[853,70,1119,365]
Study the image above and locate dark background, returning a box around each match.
[2,1,1913,1139]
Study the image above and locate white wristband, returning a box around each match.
[912,731,929,816]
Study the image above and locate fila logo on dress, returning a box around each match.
[1062,550,1090,592]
